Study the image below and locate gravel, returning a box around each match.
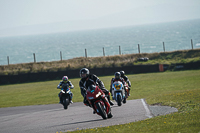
[149,105,178,117]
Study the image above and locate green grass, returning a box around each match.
[67,89,200,133]
[1,70,199,108]
[0,70,200,132]
[68,110,200,133]
[66,70,200,133]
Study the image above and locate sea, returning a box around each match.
[0,19,200,65]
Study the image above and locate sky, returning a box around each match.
[0,0,200,37]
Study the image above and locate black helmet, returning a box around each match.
[120,71,125,77]
[115,72,121,79]
[80,68,89,78]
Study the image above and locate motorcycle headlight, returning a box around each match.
[96,92,101,98]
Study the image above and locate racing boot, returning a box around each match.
[83,97,91,107]
[107,95,114,106]
[69,96,73,104]
[128,88,131,96]
[59,97,63,104]
[110,88,113,96]
[93,110,96,114]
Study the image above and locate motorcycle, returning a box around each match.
[86,84,113,119]
[111,81,128,106]
[60,86,73,109]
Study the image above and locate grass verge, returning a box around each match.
[65,70,200,133]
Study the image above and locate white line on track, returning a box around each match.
[141,98,153,118]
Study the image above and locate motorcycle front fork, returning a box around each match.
[58,94,73,103]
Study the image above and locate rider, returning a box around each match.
[120,71,131,96]
[57,76,74,104]
[79,68,114,107]
[110,72,126,96]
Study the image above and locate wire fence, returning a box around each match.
[2,39,197,66]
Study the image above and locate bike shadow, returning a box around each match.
[111,104,126,108]
[51,118,104,127]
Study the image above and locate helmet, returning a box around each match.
[115,72,121,79]
[120,71,125,77]
[80,68,89,78]
[62,76,68,83]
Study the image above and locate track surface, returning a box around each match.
[0,99,153,133]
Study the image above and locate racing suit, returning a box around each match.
[57,81,74,103]
[121,75,131,94]
[79,74,114,106]
[110,77,126,96]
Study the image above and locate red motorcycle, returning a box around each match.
[124,81,130,103]
[86,85,113,119]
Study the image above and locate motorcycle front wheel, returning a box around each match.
[63,98,69,109]
[117,95,122,106]
[96,102,107,119]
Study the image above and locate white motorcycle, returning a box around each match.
[111,81,126,106]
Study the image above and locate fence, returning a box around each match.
[4,39,196,65]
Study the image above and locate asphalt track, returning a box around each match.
[0,99,153,133]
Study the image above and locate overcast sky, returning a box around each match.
[0,0,200,36]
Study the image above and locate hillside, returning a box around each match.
[0,49,200,76]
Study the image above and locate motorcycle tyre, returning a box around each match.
[117,95,122,106]
[96,102,107,119]
[63,98,69,110]
[123,97,126,104]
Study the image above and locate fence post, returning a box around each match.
[33,53,36,63]
[138,44,140,54]
[163,42,165,52]
[85,49,87,58]
[119,46,121,55]
[7,56,9,65]
[103,47,105,56]
[60,51,62,61]
[191,39,193,49]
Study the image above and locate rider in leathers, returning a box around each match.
[57,76,74,104]
[120,71,131,95]
[79,68,114,107]
[110,72,126,96]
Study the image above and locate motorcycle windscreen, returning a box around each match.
[88,85,96,93]
[62,84,69,91]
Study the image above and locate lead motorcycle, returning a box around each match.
[111,81,129,106]
[60,86,73,109]
[86,84,113,119]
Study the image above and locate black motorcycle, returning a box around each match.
[60,86,72,109]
